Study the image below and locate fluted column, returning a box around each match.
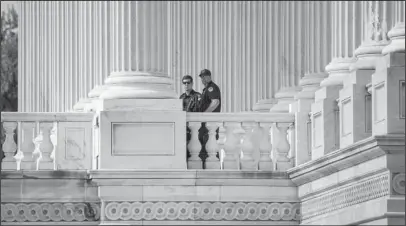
[269,1,303,113]
[353,1,393,70]
[382,1,405,54]
[171,1,295,112]
[321,1,361,87]
[99,1,177,100]
[18,1,110,112]
[311,1,364,159]
[291,1,331,165]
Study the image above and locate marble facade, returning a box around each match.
[1,1,405,225]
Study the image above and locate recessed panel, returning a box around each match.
[112,122,175,156]
[374,83,386,122]
[313,112,322,148]
[341,98,352,136]
[400,81,405,119]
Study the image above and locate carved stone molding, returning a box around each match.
[392,173,406,195]
[1,202,101,222]
[103,201,300,221]
[301,173,390,220]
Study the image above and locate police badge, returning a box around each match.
[208,87,214,92]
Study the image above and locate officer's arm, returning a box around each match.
[205,87,220,112]
[204,99,220,112]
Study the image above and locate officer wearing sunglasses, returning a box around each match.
[179,75,201,112]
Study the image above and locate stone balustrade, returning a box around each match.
[1,111,295,173]
[186,112,295,171]
[1,112,94,171]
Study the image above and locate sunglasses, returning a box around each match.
[182,81,191,85]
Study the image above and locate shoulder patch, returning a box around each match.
[208,87,214,92]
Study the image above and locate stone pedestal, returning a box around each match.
[98,110,186,170]
[372,52,405,135]
[290,73,327,166]
[310,58,355,159]
[311,86,341,160]
[338,69,373,149]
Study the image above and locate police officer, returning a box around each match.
[180,75,201,161]
[197,69,221,166]
[198,69,221,112]
[179,75,201,112]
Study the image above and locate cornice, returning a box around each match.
[287,135,405,186]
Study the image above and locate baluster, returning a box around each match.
[216,122,226,169]
[259,122,273,171]
[32,122,42,170]
[240,122,257,170]
[50,123,57,169]
[288,124,296,167]
[38,122,55,170]
[93,115,100,170]
[234,123,245,170]
[274,123,293,171]
[14,122,24,170]
[223,122,240,170]
[20,122,37,170]
[1,122,18,170]
[205,122,221,169]
[187,122,203,169]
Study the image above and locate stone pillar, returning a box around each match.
[382,1,405,54]
[311,1,362,159]
[290,1,331,165]
[95,2,186,171]
[269,1,303,113]
[338,1,393,149]
[352,1,393,70]
[97,1,179,111]
[372,1,405,136]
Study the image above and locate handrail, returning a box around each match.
[1,112,95,122]
[187,112,295,123]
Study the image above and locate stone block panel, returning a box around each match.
[102,201,300,222]
[1,202,101,223]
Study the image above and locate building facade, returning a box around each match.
[1,1,405,225]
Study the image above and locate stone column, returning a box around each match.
[338,1,393,149]
[269,1,302,113]
[290,1,331,165]
[98,1,179,111]
[352,1,392,70]
[311,1,362,159]
[382,1,405,54]
[372,1,405,136]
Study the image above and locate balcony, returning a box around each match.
[1,111,300,225]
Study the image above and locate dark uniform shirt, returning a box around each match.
[199,81,221,112]
[179,90,201,112]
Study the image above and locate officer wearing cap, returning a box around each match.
[198,69,221,112]
[179,75,201,112]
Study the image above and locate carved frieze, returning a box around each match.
[1,202,100,222]
[301,173,390,220]
[103,201,300,221]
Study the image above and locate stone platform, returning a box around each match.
[1,170,299,225]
